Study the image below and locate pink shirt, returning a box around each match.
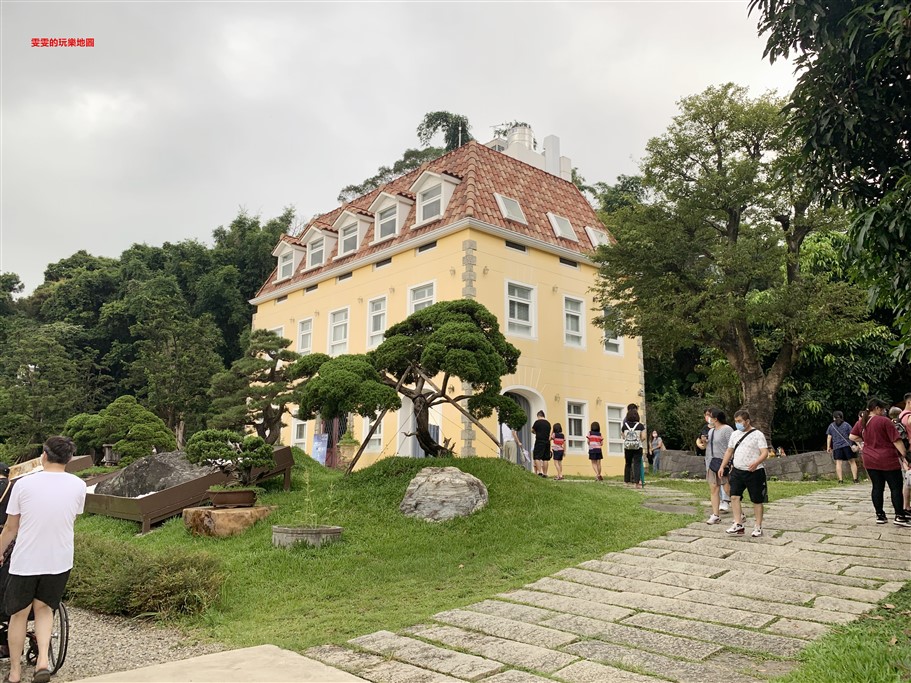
[851,415,902,471]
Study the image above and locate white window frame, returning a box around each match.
[409,281,435,314]
[563,295,585,348]
[269,326,284,339]
[307,236,325,269]
[602,307,624,355]
[418,184,442,223]
[585,226,611,248]
[297,318,313,354]
[605,404,625,456]
[364,412,383,451]
[494,193,528,224]
[547,212,578,241]
[339,223,358,255]
[277,251,294,280]
[367,296,386,348]
[328,307,349,356]
[376,206,398,241]
[566,400,588,453]
[505,280,536,338]
[292,418,308,450]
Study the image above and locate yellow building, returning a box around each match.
[251,128,644,476]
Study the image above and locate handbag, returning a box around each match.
[707,429,731,476]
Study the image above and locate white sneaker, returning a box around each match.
[719,501,730,512]
[726,522,745,535]
[751,527,763,538]
[706,514,721,525]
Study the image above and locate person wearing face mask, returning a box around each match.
[850,398,910,527]
[826,411,859,484]
[705,409,734,524]
[649,431,665,473]
[700,408,731,512]
[717,409,769,538]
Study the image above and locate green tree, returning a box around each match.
[65,395,176,464]
[750,0,911,354]
[416,111,474,152]
[209,329,317,444]
[592,84,869,434]
[337,148,444,203]
[0,273,23,317]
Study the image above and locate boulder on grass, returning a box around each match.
[399,466,488,522]
[95,451,217,498]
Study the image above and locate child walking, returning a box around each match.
[551,423,566,480]
[588,422,604,481]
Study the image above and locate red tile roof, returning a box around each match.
[256,141,609,299]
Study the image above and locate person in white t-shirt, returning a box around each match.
[716,409,770,538]
[499,420,523,465]
[0,436,86,683]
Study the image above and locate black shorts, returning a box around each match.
[589,450,603,461]
[533,441,551,461]
[3,570,71,615]
[552,450,564,461]
[729,468,768,505]
[832,446,856,461]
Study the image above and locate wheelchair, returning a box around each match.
[0,602,69,675]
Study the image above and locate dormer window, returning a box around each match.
[307,237,324,269]
[340,223,358,255]
[419,185,442,222]
[494,193,527,224]
[377,207,397,240]
[547,212,578,241]
[278,252,294,280]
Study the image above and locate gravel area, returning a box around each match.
[1,606,225,682]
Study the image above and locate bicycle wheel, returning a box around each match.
[24,603,68,674]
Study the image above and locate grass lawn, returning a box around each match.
[638,475,840,501]
[774,581,911,682]
[76,455,705,651]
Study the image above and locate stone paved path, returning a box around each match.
[306,484,910,683]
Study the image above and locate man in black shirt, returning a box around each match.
[531,411,552,478]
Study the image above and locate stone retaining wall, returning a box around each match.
[658,449,856,481]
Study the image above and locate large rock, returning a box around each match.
[95,451,217,498]
[399,467,488,522]
[183,506,276,538]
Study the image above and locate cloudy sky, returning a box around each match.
[1,1,795,293]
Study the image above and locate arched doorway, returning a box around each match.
[502,388,545,471]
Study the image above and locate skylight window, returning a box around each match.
[585,226,611,248]
[494,193,527,224]
[547,212,577,241]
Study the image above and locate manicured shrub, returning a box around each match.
[186,429,273,485]
[69,534,222,617]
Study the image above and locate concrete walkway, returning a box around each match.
[70,483,909,683]
[303,483,909,683]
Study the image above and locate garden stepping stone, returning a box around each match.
[720,569,888,603]
[306,644,465,683]
[597,552,730,578]
[577,559,670,582]
[348,631,504,681]
[405,624,577,673]
[843,565,906,581]
[765,618,831,640]
[465,599,557,624]
[672,589,854,624]
[481,671,554,683]
[553,659,663,683]
[432,608,577,648]
[787,539,911,563]
[812,596,876,615]
[717,652,800,680]
[564,639,764,683]
[620,613,808,657]
[554,567,688,598]
[765,567,885,590]
[539,613,722,660]
[648,570,814,605]
[499,589,634,623]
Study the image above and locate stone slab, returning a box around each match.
[669,527,789,545]
[73,645,367,682]
[525,577,772,628]
[767,567,883,589]
[650,570,813,605]
[482,672,554,683]
[597,552,727,578]
[466,599,557,624]
[553,659,661,683]
[723,550,850,574]
[658,550,778,574]
[641,539,732,559]
[405,624,577,673]
[813,596,876,615]
[715,652,799,680]
[844,565,905,581]
[348,631,503,681]
[787,540,911,562]
[622,546,673,558]
[675,589,854,624]
[621,612,807,658]
[720,569,887,604]
[182,505,276,538]
[564,639,762,683]
[577,559,669,582]
[432,609,577,648]
[823,535,911,551]
[499,589,634,623]
[765,618,830,640]
[555,567,687,598]
[540,613,722,661]
[778,531,826,543]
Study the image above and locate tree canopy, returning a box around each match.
[750,0,911,354]
[592,84,869,434]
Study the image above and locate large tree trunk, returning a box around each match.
[412,393,445,456]
[740,382,777,438]
[175,419,186,450]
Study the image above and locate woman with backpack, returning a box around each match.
[850,398,910,527]
[826,411,859,484]
[622,405,645,488]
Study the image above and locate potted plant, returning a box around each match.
[186,429,275,508]
[335,430,360,471]
[272,470,342,548]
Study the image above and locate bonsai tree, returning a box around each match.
[185,429,274,487]
[208,329,321,444]
[65,395,176,465]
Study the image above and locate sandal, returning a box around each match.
[33,670,51,683]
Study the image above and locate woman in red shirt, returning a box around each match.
[851,398,910,527]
